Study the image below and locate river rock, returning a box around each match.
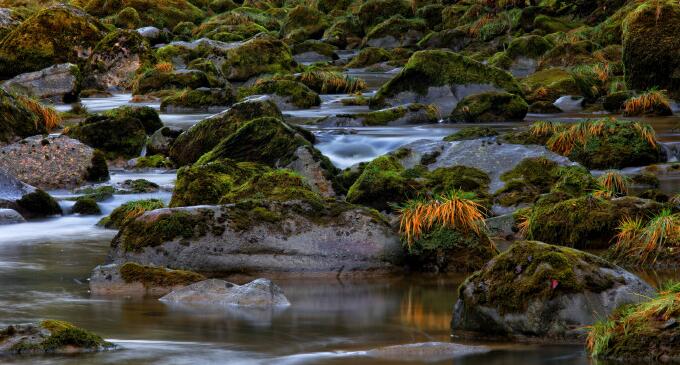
[2,63,80,102]
[147,126,183,156]
[0,208,25,225]
[285,146,336,197]
[160,278,291,307]
[393,139,574,192]
[451,241,655,342]
[0,135,109,189]
[366,342,490,362]
[109,201,402,275]
[318,104,439,127]
[373,50,522,115]
[0,320,114,355]
[90,262,206,296]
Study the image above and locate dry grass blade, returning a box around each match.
[633,122,658,148]
[597,171,629,196]
[624,90,670,118]
[19,96,61,131]
[155,62,173,73]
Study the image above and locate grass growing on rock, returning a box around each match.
[99,199,165,229]
[623,89,673,116]
[119,262,205,288]
[609,209,680,267]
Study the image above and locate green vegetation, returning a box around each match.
[448,92,528,123]
[119,262,205,288]
[443,127,499,142]
[238,79,320,109]
[99,199,165,229]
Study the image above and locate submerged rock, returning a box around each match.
[452,241,655,342]
[90,262,205,296]
[0,135,109,189]
[0,320,114,355]
[0,208,25,225]
[109,201,402,275]
[160,278,290,307]
[366,342,490,362]
[2,64,80,103]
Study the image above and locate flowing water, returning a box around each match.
[3,74,680,364]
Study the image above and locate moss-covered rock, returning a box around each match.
[527,196,662,249]
[220,169,324,207]
[406,227,497,273]
[280,5,327,44]
[169,99,282,166]
[506,35,552,60]
[372,50,522,114]
[16,189,62,219]
[362,15,428,49]
[65,113,146,159]
[161,87,235,111]
[85,0,204,29]
[346,155,416,211]
[120,262,205,288]
[170,159,265,207]
[0,5,106,78]
[355,0,412,31]
[443,127,498,142]
[99,199,165,229]
[105,106,162,135]
[196,117,314,167]
[291,40,338,63]
[89,262,206,296]
[238,79,320,109]
[448,92,528,123]
[221,34,294,81]
[72,197,101,215]
[520,68,579,103]
[452,241,655,341]
[132,68,211,95]
[0,320,115,355]
[321,104,439,127]
[0,89,47,144]
[346,47,392,69]
[322,15,362,49]
[622,0,680,98]
[84,29,156,90]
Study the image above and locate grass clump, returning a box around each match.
[609,209,680,267]
[623,89,673,116]
[298,70,367,94]
[119,262,205,288]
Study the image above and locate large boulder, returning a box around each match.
[0,5,106,78]
[448,92,528,123]
[221,34,295,81]
[108,201,402,275]
[84,29,156,90]
[160,278,290,307]
[452,241,655,342]
[372,50,522,115]
[622,0,680,98]
[90,262,205,296]
[2,64,80,103]
[169,99,283,166]
[0,135,109,189]
[0,320,115,355]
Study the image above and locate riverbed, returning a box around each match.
[2,71,680,364]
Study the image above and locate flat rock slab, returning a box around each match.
[160,278,291,307]
[366,342,490,362]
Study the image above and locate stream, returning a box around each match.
[2,71,680,364]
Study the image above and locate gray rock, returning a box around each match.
[393,139,575,192]
[110,202,403,275]
[286,146,336,197]
[136,26,161,40]
[0,322,115,355]
[293,51,333,64]
[451,241,656,342]
[160,278,290,307]
[384,84,505,115]
[147,126,183,156]
[485,214,515,238]
[0,168,35,213]
[0,8,18,29]
[319,104,439,127]
[366,342,490,362]
[0,208,25,225]
[85,30,154,90]
[508,56,538,78]
[2,63,79,102]
[89,263,201,297]
[0,135,108,189]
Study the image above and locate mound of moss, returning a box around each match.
[373,50,522,107]
[220,169,324,207]
[84,0,204,29]
[622,0,680,98]
[132,69,211,95]
[221,35,294,81]
[105,106,162,135]
[280,5,327,44]
[16,190,62,219]
[119,262,205,288]
[355,0,412,31]
[66,113,146,159]
[345,155,417,211]
[448,92,528,123]
[406,227,498,273]
[169,99,282,166]
[362,15,428,48]
[99,199,165,229]
[520,68,579,102]
[238,79,320,109]
[72,197,101,215]
[0,89,47,144]
[161,88,235,111]
[0,5,106,78]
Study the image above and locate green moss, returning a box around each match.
[459,241,617,314]
[132,68,211,95]
[346,155,417,211]
[66,113,147,159]
[85,150,110,183]
[406,227,498,273]
[533,15,582,33]
[425,166,490,197]
[448,92,528,123]
[238,79,320,109]
[119,262,205,287]
[363,15,427,47]
[119,179,160,193]
[72,197,101,215]
[220,169,324,208]
[335,103,439,126]
[17,190,62,218]
[355,0,412,31]
[346,47,392,69]
[0,5,106,78]
[134,154,173,169]
[115,7,141,29]
[506,35,552,59]
[0,89,47,144]
[195,117,312,168]
[105,106,162,135]
[443,127,499,142]
[373,50,522,107]
[169,99,282,166]
[85,0,204,29]
[172,21,196,40]
[170,159,265,207]
[622,0,680,98]
[520,68,579,102]
[118,208,210,252]
[221,34,294,81]
[100,199,165,229]
[280,5,327,43]
[75,186,115,202]
[161,88,235,110]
